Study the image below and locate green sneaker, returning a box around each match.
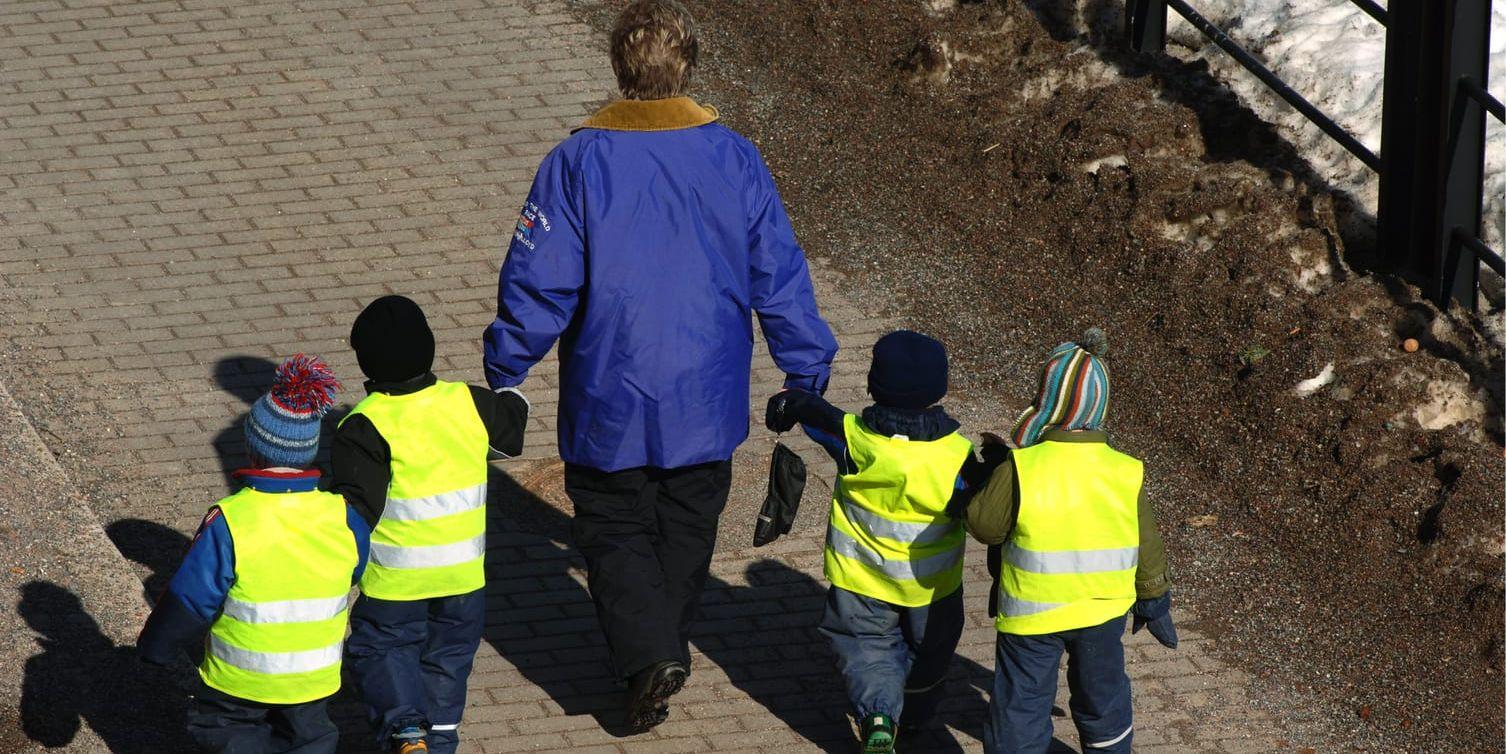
[860,713,896,754]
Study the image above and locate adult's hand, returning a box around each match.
[765,390,798,433]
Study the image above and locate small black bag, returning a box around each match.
[754,441,806,547]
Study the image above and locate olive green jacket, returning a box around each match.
[965,429,1170,599]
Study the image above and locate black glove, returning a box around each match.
[765,391,799,433]
[1130,591,1178,649]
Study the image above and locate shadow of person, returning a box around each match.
[467,462,1071,751]
[211,356,278,494]
[474,463,627,732]
[327,460,626,746]
[104,519,193,605]
[693,559,1075,753]
[18,581,191,753]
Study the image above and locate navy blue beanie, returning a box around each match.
[867,330,948,410]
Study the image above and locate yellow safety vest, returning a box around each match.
[200,488,358,704]
[824,414,972,607]
[996,440,1143,635]
[342,380,489,601]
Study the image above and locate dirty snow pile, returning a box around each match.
[1165,0,1505,252]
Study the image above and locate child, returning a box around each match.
[331,295,528,754]
[766,330,983,754]
[965,329,1177,754]
[138,355,367,754]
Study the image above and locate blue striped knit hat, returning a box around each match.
[1010,328,1111,448]
[244,354,341,468]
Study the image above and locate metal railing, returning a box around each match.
[1126,0,1503,311]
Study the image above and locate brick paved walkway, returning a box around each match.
[424,475,1279,754]
[0,0,1285,751]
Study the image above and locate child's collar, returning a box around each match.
[364,371,437,396]
[860,404,960,441]
[232,468,322,493]
[576,96,719,132]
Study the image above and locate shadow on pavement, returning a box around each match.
[481,462,1065,751]
[478,467,625,733]
[18,581,190,752]
[211,355,279,494]
[694,559,1073,753]
[106,518,192,605]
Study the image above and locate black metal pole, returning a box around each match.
[1348,0,1388,27]
[1163,0,1380,170]
[1460,76,1506,123]
[1438,0,1492,309]
[1377,0,1448,285]
[1127,0,1167,53]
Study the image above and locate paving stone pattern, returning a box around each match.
[0,0,1284,751]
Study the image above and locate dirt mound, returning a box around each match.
[573,0,1504,748]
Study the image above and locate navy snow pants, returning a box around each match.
[818,585,964,728]
[345,588,485,754]
[985,614,1133,754]
[186,680,336,754]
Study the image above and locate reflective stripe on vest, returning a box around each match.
[342,380,489,601]
[838,498,957,546]
[380,482,486,523]
[209,635,343,675]
[369,533,487,569]
[222,594,349,624]
[826,525,963,582]
[200,487,357,705]
[1004,543,1139,574]
[823,414,972,608]
[995,440,1143,636]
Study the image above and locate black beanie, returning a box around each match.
[350,295,435,383]
[867,330,948,410]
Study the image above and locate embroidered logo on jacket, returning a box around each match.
[513,201,551,251]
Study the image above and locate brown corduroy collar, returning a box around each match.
[576,96,719,132]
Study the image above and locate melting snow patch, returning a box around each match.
[1018,59,1120,102]
[1079,154,1127,174]
[1294,362,1335,396]
[1168,0,1503,249]
[1413,379,1486,431]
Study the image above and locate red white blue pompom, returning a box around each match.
[269,353,341,417]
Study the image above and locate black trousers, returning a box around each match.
[564,460,732,680]
[186,680,337,754]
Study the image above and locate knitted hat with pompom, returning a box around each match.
[1010,328,1111,448]
[244,354,341,468]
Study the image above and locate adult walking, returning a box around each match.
[482,0,837,732]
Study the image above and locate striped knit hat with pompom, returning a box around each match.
[244,354,341,468]
[1010,328,1111,448]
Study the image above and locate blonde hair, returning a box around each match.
[610,0,698,100]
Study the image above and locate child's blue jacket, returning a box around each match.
[483,97,837,472]
[136,469,370,665]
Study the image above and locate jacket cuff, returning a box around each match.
[137,593,211,666]
[484,367,527,392]
[493,386,531,410]
[1135,573,1171,600]
[783,369,830,395]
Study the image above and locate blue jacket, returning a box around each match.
[136,469,370,666]
[483,97,838,472]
